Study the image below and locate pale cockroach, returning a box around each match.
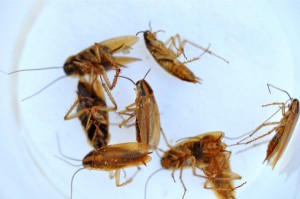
[70,142,152,199]
[145,130,245,199]
[64,77,111,149]
[5,35,140,102]
[118,70,161,148]
[136,26,229,83]
[232,84,299,169]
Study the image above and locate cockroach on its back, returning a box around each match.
[137,27,229,83]
[118,70,161,148]
[232,84,299,169]
[145,130,245,199]
[5,35,140,102]
[64,77,111,149]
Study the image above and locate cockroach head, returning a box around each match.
[292,99,299,114]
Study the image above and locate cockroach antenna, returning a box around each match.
[267,83,292,101]
[71,167,86,199]
[6,66,63,74]
[144,168,164,199]
[118,75,136,86]
[21,75,67,101]
[143,69,151,80]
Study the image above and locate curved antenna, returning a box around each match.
[224,99,288,140]
[149,21,152,31]
[154,30,165,35]
[56,132,81,162]
[54,155,82,167]
[71,167,85,199]
[267,83,292,101]
[143,69,151,80]
[6,66,62,75]
[144,168,164,199]
[136,31,146,36]
[21,75,67,101]
[118,75,136,86]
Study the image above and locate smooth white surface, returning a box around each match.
[0,1,299,199]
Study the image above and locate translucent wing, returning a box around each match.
[100,35,139,53]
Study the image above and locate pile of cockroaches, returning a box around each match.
[6,25,299,199]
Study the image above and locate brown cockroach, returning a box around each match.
[145,130,244,199]
[233,84,299,169]
[6,35,140,102]
[118,70,161,148]
[71,142,152,198]
[137,26,228,83]
[64,77,111,149]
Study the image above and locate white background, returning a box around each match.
[0,1,300,199]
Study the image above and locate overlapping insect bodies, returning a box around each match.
[119,72,161,148]
[64,35,141,109]
[82,142,152,186]
[64,35,140,84]
[138,28,228,83]
[160,131,244,199]
[202,146,243,199]
[234,84,299,169]
[64,77,110,149]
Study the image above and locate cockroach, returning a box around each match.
[136,26,229,83]
[118,70,161,148]
[145,130,244,199]
[233,84,299,169]
[202,149,245,199]
[71,142,152,198]
[6,35,140,102]
[64,77,111,149]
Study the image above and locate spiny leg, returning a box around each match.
[262,102,286,116]
[118,113,135,128]
[64,96,93,120]
[237,126,278,145]
[180,39,229,63]
[236,121,281,145]
[164,34,187,59]
[99,74,118,110]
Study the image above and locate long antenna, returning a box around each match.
[71,167,85,199]
[143,69,151,80]
[118,75,136,86]
[144,168,164,199]
[56,132,81,162]
[267,83,292,101]
[224,99,289,140]
[5,66,62,75]
[21,75,67,101]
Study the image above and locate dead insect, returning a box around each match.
[137,26,228,83]
[6,35,140,102]
[145,130,244,199]
[71,142,152,198]
[118,70,161,148]
[64,77,111,149]
[233,84,299,169]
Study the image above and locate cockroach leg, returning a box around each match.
[119,113,135,128]
[237,125,279,145]
[161,128,173,148]
[262,102,287,116]
[180,39,229,63]
[235,121,281,145]
[179,167,187,199]
[99,76,117,110]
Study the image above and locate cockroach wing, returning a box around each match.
[114,56,142,67]
[100,35,139,53]
[268,106,299,169]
